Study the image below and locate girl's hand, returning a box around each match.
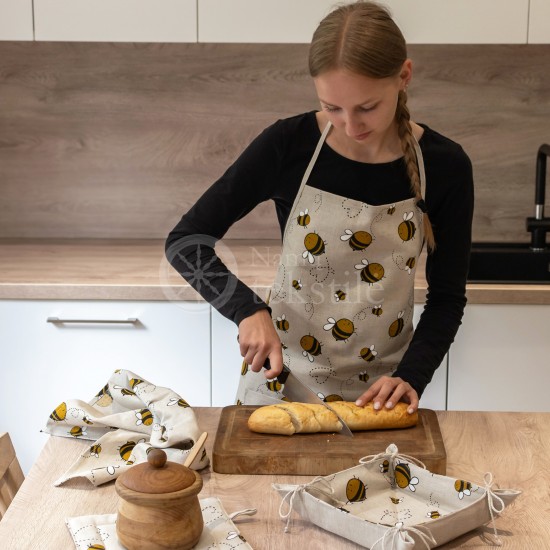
[238,309,283,378]
[355,375,419,414]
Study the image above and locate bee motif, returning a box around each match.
[359,344,377,362]
[136,408,154,426]
[292,279,303,291]
[405,257,416,274]
[358,370,369,383]
[90,444,102,458]
[276,314,290,332]
[266,379,282,392]
[394,462,419,492]
[87,545,106,550]
[300,334,322,362]
[323,317,355,342]
[120,388,136,397]
[427,510,441,519]
[119,440,138,463]
[388,311,405,338]
[236,399,243,406]
[355,259,385,284]
[167,397,190,408]
[334,289,346,302]
[130,378,144,388]
[454,480,472,500]
[380,460,389,474]
[346,477,367,502]
[398,212,416,242]
[372,305,383,316]
[302,232,326,264]
[226,531,247,542]
[390,497,403,505]
[340,229,373,251]
[387,204,396,215]
[317,392,343,402]
[82,416,93,425]
[50,402,67,422]
[240,360,249,376]
[94,384,113,407]
[297,208,311,227]
[69,426,86,438]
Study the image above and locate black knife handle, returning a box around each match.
[263,358,290,384]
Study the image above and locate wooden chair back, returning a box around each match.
[0,433,25,520]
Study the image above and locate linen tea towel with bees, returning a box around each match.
[43,369,209,486]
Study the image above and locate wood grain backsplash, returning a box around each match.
[0,42,549,243]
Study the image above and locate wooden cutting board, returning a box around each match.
[212,406,446,476]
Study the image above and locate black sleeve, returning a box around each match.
[165,122,285,326]
[393,146,474,397]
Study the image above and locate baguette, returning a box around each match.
[247,401,418,435]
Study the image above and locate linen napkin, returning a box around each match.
[66,497,256,549]
[43,369,209,486]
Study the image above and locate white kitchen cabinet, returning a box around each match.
[198,0,529,44]
[448,304,550,412]
[211,306,448,410]
[0,0,33,40]
[528,0,550,43]
[34,0,197,42]
[0,300,210,473]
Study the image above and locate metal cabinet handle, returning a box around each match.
[47,317,139,324]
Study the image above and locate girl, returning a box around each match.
[166,1,473,414]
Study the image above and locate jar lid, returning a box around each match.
[118,449,196,494]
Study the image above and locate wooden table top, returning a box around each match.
[1,238,549,304]
[0,409,548,549]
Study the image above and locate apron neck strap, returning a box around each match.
[412,135,426,201]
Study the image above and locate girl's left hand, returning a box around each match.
[355,376,419,414]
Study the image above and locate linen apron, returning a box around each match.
[236,121,426,405]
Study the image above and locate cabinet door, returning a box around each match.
[211,306,448,409]
[448,304,550,412]
[0,300,210,473]
[413,305,448,410]
[34,0,197,42]
[0,0,33,39]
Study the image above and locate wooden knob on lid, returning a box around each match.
[119,448,197,494]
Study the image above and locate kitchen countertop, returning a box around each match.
[1,238,549,304]
[0,408,547,549]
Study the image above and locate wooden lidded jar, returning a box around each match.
[115,448,203,550]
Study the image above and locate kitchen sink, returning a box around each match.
[467,242,550,284]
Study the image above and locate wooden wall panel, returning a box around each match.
[0,42,549,244]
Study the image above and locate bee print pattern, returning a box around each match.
[69,426,87,438]
[346,476,367,503]
[454,480,472,499]
[405,257,416,274]
[355,259,385,284]
[240,360,249,376]
[130,378,144,389]
[119,440,138,464]
[292,278,303,291]
[394,462,419,492]
[227,531,247,542]
[82,416,93,425]
[302,232,326,264]
[50,402,67,422]
[266,379,283,392]
[323,317,355,342]
[340,229,373,251]
[317,392,343,402]
[387,204,396,215]
[380,460,389,474]
[87,545,105,550]
[398,212,416,242]
[135,408,154,426]
[276,314,290,332]
[94,384,113,407]
[390,496,403,505]
[297,209,311,227]
[372,305,383,316]
[359,344,377,362]
[334,289,346,302]
[114,385,136,397]
[167,397,190,408]
[300,334,322,362]
[90,444,102,458]
[427,510,441,519]
[388,311,405,337]
[358,370,369,383]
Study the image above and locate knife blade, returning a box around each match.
[264,360,354,437]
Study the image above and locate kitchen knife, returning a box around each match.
[264,360,354,437]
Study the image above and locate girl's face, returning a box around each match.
[313,63,411,145]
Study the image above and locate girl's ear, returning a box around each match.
[400,59,413,89]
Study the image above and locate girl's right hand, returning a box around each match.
[238,309,283,378]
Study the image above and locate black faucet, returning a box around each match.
[527,144,550,251]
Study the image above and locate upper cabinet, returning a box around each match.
[198,0,531,44]
[529,0,550,43]
[0,0,33,40]
[34,0,197,42]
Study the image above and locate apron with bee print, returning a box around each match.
[236,120,426,405]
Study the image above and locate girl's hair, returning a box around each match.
[309,1,435,251]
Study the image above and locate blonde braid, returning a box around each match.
[395,90,435,252]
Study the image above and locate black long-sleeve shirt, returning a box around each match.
[166,111,474,397]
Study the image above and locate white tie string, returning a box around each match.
[359,444,427,471]
[483,471,505,546]
[371,524,437,549]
